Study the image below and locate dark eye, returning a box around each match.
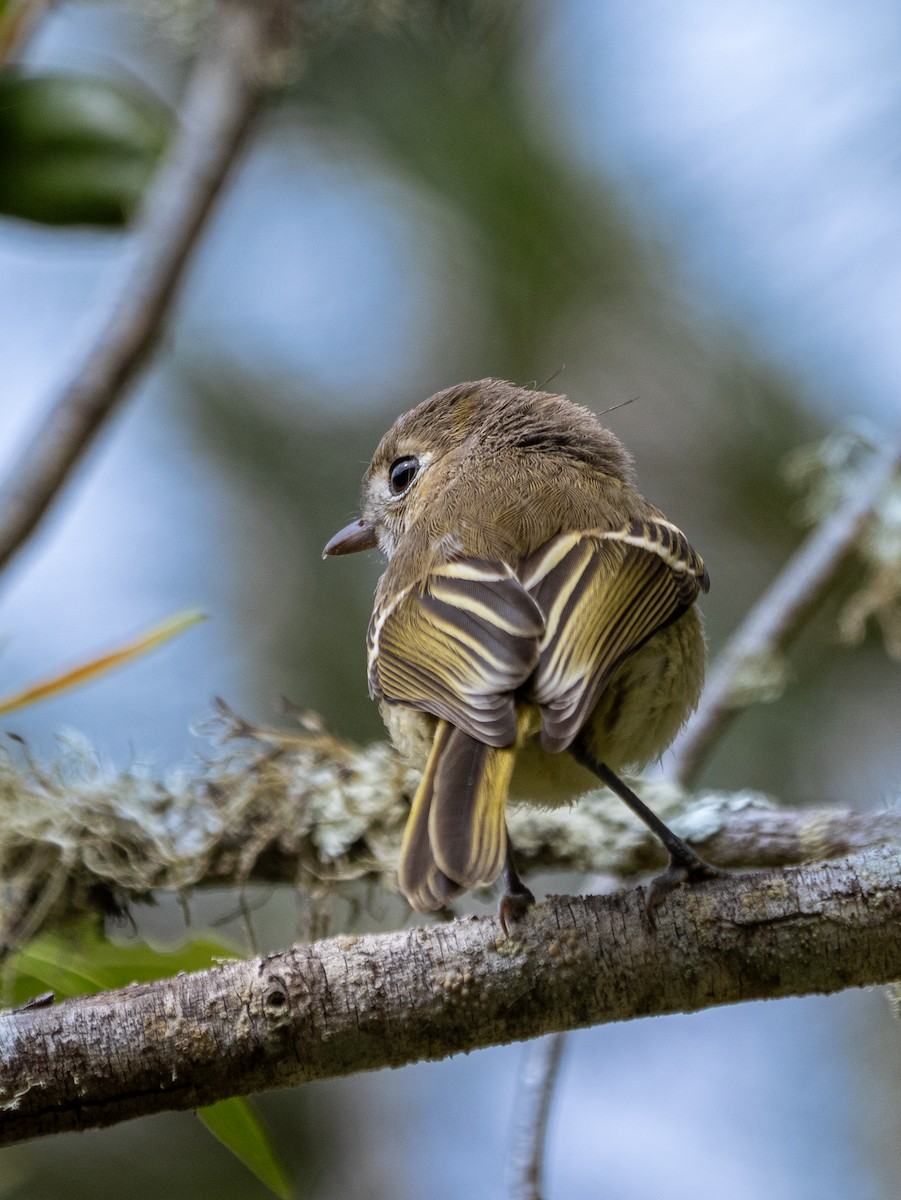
[389,456,420,496]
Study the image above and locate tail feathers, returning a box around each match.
[429,725,514,890]
[397,721,461,912]
[397,719,515,913]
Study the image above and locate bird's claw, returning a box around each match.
[645,852,726,923]
[499,885,535,937]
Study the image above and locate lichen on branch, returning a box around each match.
[2,701,900,958]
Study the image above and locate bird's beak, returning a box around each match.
[322,517,378,558]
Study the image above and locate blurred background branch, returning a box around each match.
[669,435,901,787]
[507,1032,566,1200]
[0,0,290,580]
[0,0,57,63]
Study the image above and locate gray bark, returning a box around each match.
[2,845,900,1146]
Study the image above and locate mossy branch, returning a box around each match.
[2,705,899,954]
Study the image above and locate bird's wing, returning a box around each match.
[521,518,709,753]
[368,558,545,747]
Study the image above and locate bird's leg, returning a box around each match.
[498,827,535,935]
[570,741,724,917]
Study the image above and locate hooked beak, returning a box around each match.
[322,517,378,558]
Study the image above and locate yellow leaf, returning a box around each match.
[0,607,207,715]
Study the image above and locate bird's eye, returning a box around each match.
[389,456,420,496]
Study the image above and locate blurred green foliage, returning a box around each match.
[7,919,240,1005]
[296,12,644,374]
[0,71,171,225]
[9,922,292,1199]
[198,1100,293,1200]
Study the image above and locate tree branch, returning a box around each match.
[667,435,901,786]
[0,0,56,64]
[2,712,899,951]
[507,1032,566,1200]
[1,0,895,1180]
[2,845,899,1146]
[0,0,291,579]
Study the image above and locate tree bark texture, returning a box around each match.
[2,845,900,1146]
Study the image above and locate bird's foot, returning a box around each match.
[499,836,535,936]
[645,847,725,922]
[499,883,535,937]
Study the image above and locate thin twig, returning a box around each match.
[508,1033,566,1200]
[0,0,290,581]
[667,435,901,787]
[0,0,56,63]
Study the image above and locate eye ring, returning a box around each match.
[388,456,420,496]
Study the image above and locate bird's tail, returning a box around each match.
[398,718,518,913]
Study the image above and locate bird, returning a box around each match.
[323,378,720,926]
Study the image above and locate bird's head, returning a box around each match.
[323,378,633,562]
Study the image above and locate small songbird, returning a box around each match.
[324,378,720,925]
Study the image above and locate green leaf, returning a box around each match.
[0,70,172,226]
[6,927,293,1193]
[198,1098,293,1200]
[7,922,241,1006]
